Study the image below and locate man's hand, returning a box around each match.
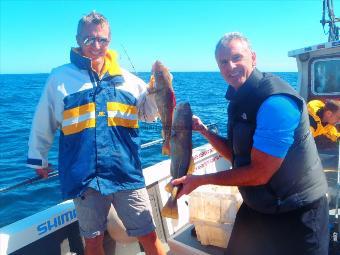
[192,115,208,135]
[35,165,53,179]
[171,175,203,199]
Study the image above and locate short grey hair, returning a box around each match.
[215,32,253,57]
[77,11,110,36]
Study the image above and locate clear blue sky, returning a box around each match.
[0,0,338,73]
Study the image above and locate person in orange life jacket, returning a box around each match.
[172,32,328,255]
[307,99,340,145]
[27,11,166,255]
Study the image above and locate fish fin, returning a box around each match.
[171,129,176,137]
[171,90,176,108]
[162,140,171,155]
[161,186,179,219]
[147,75,157,94]
[162,146,170,156]
[187,156,196,175]
[149,75,155,89]
[164,182,173,193]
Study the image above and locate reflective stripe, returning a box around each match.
[108,117,138,128]
[62,103,96,135]
[62,119,96,135]
[107,102,137,114]
[107,111,137,120]
[107,102,138,128]
[63,103,95,119]
[62,112,96,126]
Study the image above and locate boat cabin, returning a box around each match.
[288,40,340,102]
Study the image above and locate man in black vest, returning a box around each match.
[172,32,329,255]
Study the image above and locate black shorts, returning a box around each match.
[226,196,329,255]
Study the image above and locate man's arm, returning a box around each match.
[27,74,60,177]
[174,95,301,198]
[324,125,339,142]
[192,115,233,161]
[173,147,283,198]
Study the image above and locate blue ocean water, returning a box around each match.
[0,72,297,228]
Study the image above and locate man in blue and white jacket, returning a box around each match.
[27,11,166,255]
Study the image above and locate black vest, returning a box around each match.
[226,69,328,214]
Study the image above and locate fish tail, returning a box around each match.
[187,156,196,175]
[164,182,173,193]
[161,198,178,219]
[161,186,179,219]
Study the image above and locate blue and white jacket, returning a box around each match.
[27,48,158,199]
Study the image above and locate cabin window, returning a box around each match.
[311,58,340,95]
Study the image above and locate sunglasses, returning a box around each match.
[83,36,110,46]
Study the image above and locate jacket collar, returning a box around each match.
[70,48,122,78]
[225,68,263,102]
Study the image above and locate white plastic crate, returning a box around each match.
[189,185,242,224]
[193,220,233,248]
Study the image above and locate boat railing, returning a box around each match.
[0,123,219,194]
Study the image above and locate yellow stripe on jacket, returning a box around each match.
[63,103,95,119]
[62,103,96,135]
[107,102,138,128]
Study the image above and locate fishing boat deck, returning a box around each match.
[168,224,226,255]
[319,145,339,210]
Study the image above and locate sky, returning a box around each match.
[0,0,338,73]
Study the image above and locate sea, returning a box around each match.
[0,72,297,228]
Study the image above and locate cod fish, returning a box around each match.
[161,102,195,219]
[150,61,176,155]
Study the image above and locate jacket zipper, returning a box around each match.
[88,70,102,192]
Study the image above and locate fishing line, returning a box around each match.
[120,43,137,75]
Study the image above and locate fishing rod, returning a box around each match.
[0,123,218,194]
[120,43,137,75]
[0,171,59,194]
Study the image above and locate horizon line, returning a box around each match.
[0,70,299,75]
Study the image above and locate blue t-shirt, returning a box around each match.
[253,95,301,158]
